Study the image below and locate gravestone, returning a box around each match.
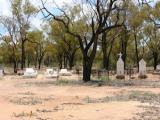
[139,59,146,76]
[0,68,3,78]
[156,65,160,71]
[116,53,124,76]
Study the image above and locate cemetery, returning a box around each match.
[0,53,159,120]
[0,0,160,120]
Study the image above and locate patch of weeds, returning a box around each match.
[84,90,160,120]
[54,80,80,86]
[83,94,129,103]
[83,91,160,105]
[18,91,35,95]
[36,117,53,120]
[9,96,54,105]
[128,91,160,105]
[61,102,84,105]
[21,78,160,88]
[10,96,42,105]
[36,109,53,113]
[128,91,160,120]
[24,80,83,87]
[24,80,108,87]
[98,76,110,81]
[53,105,64,111]
[12,111,36,118]
[130,106,160,120]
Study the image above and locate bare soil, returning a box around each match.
[0,74,160,120]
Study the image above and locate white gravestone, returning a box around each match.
[0,69,3,78]
[139,59,146,75]
[117,53,124,76]
[156,65,160,71]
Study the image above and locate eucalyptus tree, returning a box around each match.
[146,1,160,28]
[101,29,120,70]
[143,24,160,70]
[128,2,144,71]
[27,30,47,69]
[0,35,20,73]
[11,0,37,69]
[40,0,124,82]
[0,16,19,73]
[140,1,160,70]
[49,21,79,70]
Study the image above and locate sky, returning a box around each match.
[0,0,73,34]
[0,0,159,34]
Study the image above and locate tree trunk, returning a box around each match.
[13,60,17,73]
[81,34,98,82]
[153,52,158,70]
[68,50,76,70]
[68,55,74,70]
[46,56,51,67]
[27,54,30,68]
[34,49,38,68]
[106,43,114,70]
[59,62,62,69]
[103,52,107,69]
[83,58,92,82]
[122,42,127,69]
[63,54,68,69]
[82,36,98,82]
[21,41,25,70]
[38,55,44,70]
[34,62,37,68]
[134,33,139,72]
[106,37,116,70]
[121,37,127,69]
[102,32,107,69]
[38,59,42,70]
[57,54,63,69]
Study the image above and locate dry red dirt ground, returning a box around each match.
[0,74,159,120]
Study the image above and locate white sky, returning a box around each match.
[0,0,73,30]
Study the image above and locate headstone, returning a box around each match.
[139,59,146,75]
[156,65,160,71]
[0,69,3,78]
[116,52,124,76]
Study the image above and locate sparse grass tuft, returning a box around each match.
[12,111,36,118]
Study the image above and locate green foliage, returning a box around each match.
[0,0,160,73]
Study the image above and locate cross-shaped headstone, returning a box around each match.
[118,52,122,58]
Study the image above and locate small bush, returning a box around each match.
[116,75,125,79]
[138,75,147,79]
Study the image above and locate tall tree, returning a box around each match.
[143,24,160,70]
[11,0,37,70]
[101,29,120,70]
[0,16,19,73]
[40,0,124,82]
[49,21,79,70]
[27,30,47,69]
[128,3,144,71]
